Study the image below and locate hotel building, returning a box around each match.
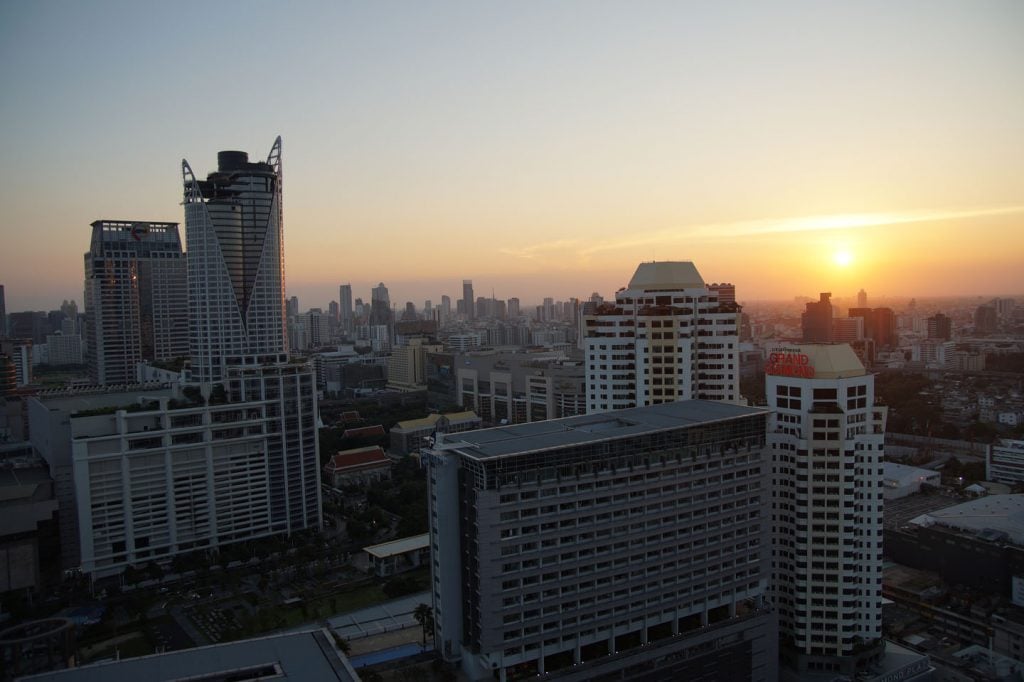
[583,261,741,414]
[425,400,777,681]
[765,344,886,676]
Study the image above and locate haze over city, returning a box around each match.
[1,1,1022,310]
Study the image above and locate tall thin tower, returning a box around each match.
[182,139,287,383]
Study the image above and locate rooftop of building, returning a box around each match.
[393,411,479,431]
[884,462,941,486]
[325,446,389,471]
[32,386,173,415]
[766,342,867,379]
[363,533,430,559]
[626,261,705,291]
[435,400,766,461]
[21,628,358,681]
[910,494,1024,546]
[341,424,386,439]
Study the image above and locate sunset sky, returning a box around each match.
[1,1,1021,312]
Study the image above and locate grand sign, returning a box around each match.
[766,347,815,378]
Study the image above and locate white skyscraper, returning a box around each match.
[765,343,886,676]
[182,142,288,382]
[584,261,741,413]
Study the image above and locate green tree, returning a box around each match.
[413,603,434,649]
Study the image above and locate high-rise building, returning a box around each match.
[0,284,6,336]
[425,400,777,681]
[507,297,520,318]
[765,343,886,676]
[440,295,452,323]
[462,279,475,320]
[801,293,833,343]
[339,284,353,332]
[286,296,299,319]
[849,307,898,350]
[583,261,741,413]
[183,146,289,381]
[83,220,188,385]
[857,289,867,308]
[975,305,998,334]
[709,282,736,306]
[370,282,391,327]
[831,317,864,343]
[32,137,323,577]
[926,313,952,341]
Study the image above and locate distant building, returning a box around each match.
[988,439,1024,486]
[975,305,998,334]
[339,283,353,333]
[425,400,777,681]
[857,288,867,308]
[322,446,390,488]
[883,462,941,499]
[0,284,6,336]
[802,293,833,342]
[462,279,475,320]
[926,313,952,341]
[0,339,31,387]
[0,462,60,594]
[389,411,481,456]
[832,316,864,343]
[387,337,443,390]
[584,261,741,413]
[45,332,82,366]
[455,350,586,425]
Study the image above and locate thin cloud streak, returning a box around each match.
[577,204,1024,257]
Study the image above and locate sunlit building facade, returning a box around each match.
[583,261,741,413]
[765,343,886,676]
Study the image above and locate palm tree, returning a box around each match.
[413,603,434,649]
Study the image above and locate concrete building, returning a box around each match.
[339,283,353,334]
[18,628,358,681]
[765,343,887,676]
[831,317,864,344]
[363,533,430,577]
[83,221,187,385]
[0,339,32,387]
[462,279,475,320]
[583,261,741,413]
[454,350,586,425]
[926,313,952,341]
[883,462,941,500]
[988,439,1024,486]
[389,411,481,456]
[0,459,60,594]
[45,333,83,366]
[802,293,833,343]
[425,400,777,681]
[387,337,443,390]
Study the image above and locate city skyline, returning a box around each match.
[2,2,1022,311]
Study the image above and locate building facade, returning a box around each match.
[83,221,187,385]
[583,261,741,413]
[765,343,887,676]
[425,401,777,681]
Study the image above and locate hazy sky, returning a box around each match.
[1,1,1021,312]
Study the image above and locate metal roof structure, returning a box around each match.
[434,400,767,461]
[363,534,429,559]
[22,628,358,681]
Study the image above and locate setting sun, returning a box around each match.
[833,250,854,267]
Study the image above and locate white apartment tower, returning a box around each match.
[765,343,886,677]
[584,261,741,413]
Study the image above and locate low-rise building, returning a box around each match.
[389,411,480,456]
[323,446,390,488]
[363,533,430,577]
[989,439,1024,486]
[883,462,942,499]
